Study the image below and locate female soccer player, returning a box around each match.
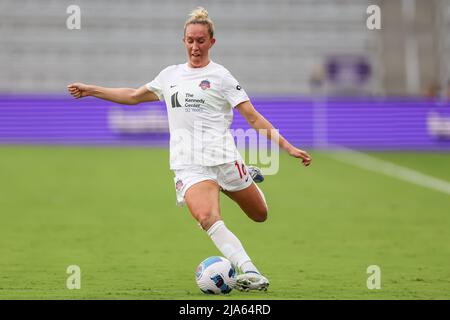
[68,7,311,291]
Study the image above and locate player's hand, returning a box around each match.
[67,83,91,99]
[288,147,312,167]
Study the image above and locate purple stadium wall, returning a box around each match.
[1,95,450,150]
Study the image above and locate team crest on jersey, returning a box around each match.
[175,179,184,191]
[199,80,211,90]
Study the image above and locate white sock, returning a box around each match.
[207,220,260,274]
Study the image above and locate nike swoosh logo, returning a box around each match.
[245,177,249,182]
[170,85,177,88]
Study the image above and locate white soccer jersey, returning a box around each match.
[145,61,249,169]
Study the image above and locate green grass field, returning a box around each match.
[0,146,449,299]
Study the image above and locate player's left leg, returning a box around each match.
[222,183,268,223]
[218,160,268,223]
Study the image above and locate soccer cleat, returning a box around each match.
[234,272,269,292]
[248,166,264,183]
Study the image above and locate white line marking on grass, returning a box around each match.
[328,147,450,196]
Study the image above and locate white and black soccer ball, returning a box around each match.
[195,256,237,294]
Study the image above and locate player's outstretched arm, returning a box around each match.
[67,83,159,105]
[236,100,312,167]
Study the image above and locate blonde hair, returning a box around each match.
[184,7,214,38]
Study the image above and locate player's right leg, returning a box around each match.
[235,272,269,292]
[184,179,222,230]
[214,162,270,291]
[183,180,268,291]
[220,182,271,291]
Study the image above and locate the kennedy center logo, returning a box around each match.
[171,92,182,108]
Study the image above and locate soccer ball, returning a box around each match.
[195,256,237,294]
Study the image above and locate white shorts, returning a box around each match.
[173,160,253,206]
